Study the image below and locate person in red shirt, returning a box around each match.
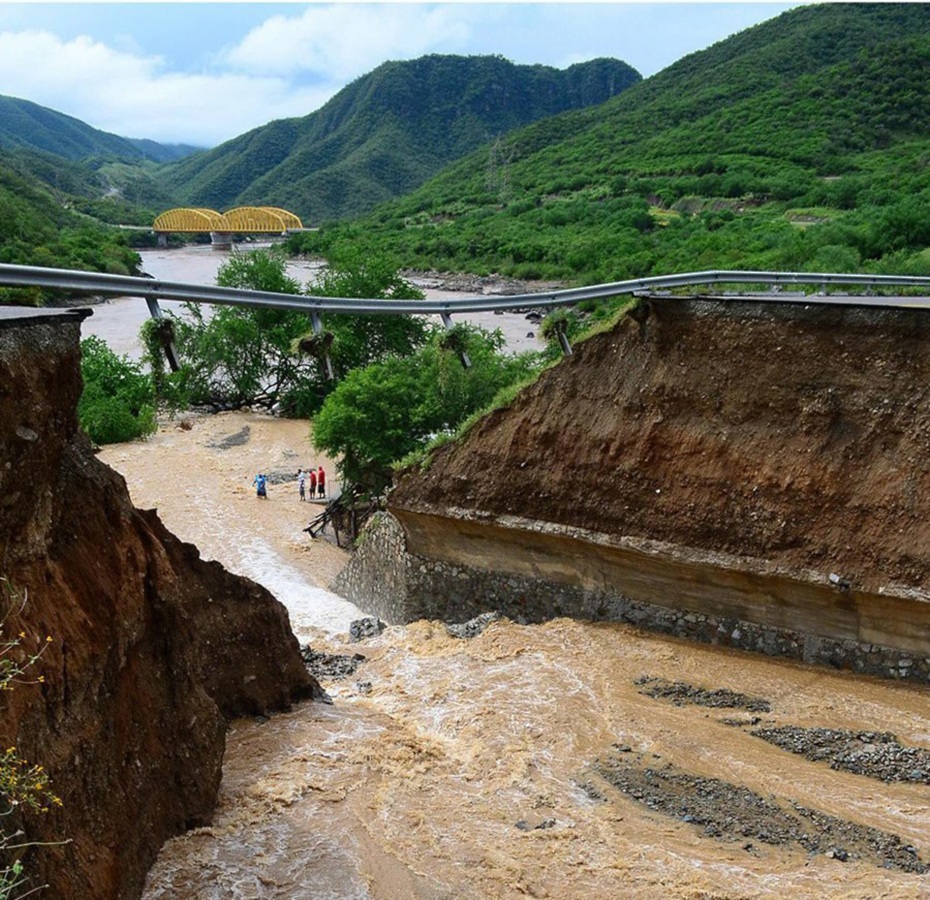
[308,467,317,497]
[317,466,326,498]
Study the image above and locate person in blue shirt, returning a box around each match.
[253,473,267,498]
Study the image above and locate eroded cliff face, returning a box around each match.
[0,309,316,898]
[392,298,930,593]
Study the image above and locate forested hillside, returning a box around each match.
[0,150,145,303]
[162,55,640,223]
[292,4,930,284]
[0,94,197,163]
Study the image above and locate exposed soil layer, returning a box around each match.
[0,315,315,899]
[392,298,930,593]
[592,750,928,874]
[750,726,930,785]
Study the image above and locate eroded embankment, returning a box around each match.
[340,298,930,677]
[0,309,316,898]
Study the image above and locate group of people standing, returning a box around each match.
[297,466,326,501]
[252,466,326,500]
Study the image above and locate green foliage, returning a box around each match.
[0,93,159,162]
[216,246,302,294]
[0,150,146,304]
[313,323,540,490]
[78,336,157,444]
[139,317,190,412]
[539,308,585,356]
[0,579,60,900]
[167,247,429,414]
[307,252,429,375]
[162,55,640,223]
[302,6,930,287]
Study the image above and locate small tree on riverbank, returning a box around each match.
[78,337,157,444]
[313,323,541,493]
[163,247,429,415]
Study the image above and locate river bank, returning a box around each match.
[93,410,930,899]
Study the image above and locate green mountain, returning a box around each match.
[161,54,641,223]
[0,148,143,302]
[0,94,197,164]
[298,4,930,284]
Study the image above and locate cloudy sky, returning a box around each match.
[0,2,801,148]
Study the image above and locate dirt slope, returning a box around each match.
[392,297,930,593]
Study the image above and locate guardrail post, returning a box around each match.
[311,310,335,380]
[440,312,471,369]
[144,297,180,372]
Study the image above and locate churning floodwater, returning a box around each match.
[87,247,930,899]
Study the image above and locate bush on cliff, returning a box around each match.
[0,581,60,899]
[78,336,157,444]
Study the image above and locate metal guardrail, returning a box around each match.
[2,263,930,317]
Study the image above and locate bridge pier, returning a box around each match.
[156,233,168,249]
[210,231,233,251]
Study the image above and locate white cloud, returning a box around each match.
[0,4,802,147]
[222,4,473,80]
[0,28,337,146]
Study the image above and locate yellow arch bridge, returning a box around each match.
[152,206,306,248]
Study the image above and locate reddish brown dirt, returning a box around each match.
[392,298,930,593]
[0,315,316,899]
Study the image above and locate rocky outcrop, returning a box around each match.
[0,308,316,898]
[341,297,930,678]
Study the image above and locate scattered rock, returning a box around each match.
[576,781,607,802]
[637,677,771,713]
[445,611,501,639]
[720,716,763,727]
[751,726,930,784]
[349,617,387,642]
[515,818,556,831]
[207,426,250,450]
[300,647,366,679]
[591,750,928,873]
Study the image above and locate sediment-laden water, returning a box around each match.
[97,412,930,900]
[83,244,544,360]
[85,247,930,898]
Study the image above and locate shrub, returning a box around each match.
[0,580,60,899]
[78,336,157,444]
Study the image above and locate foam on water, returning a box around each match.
[231,533,365,639]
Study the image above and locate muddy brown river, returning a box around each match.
[92,411,930,900]
[88,249,930,898]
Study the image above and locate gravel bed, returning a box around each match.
[592,750,927,873]
[636,676,772,712]
[751,726,930,784]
